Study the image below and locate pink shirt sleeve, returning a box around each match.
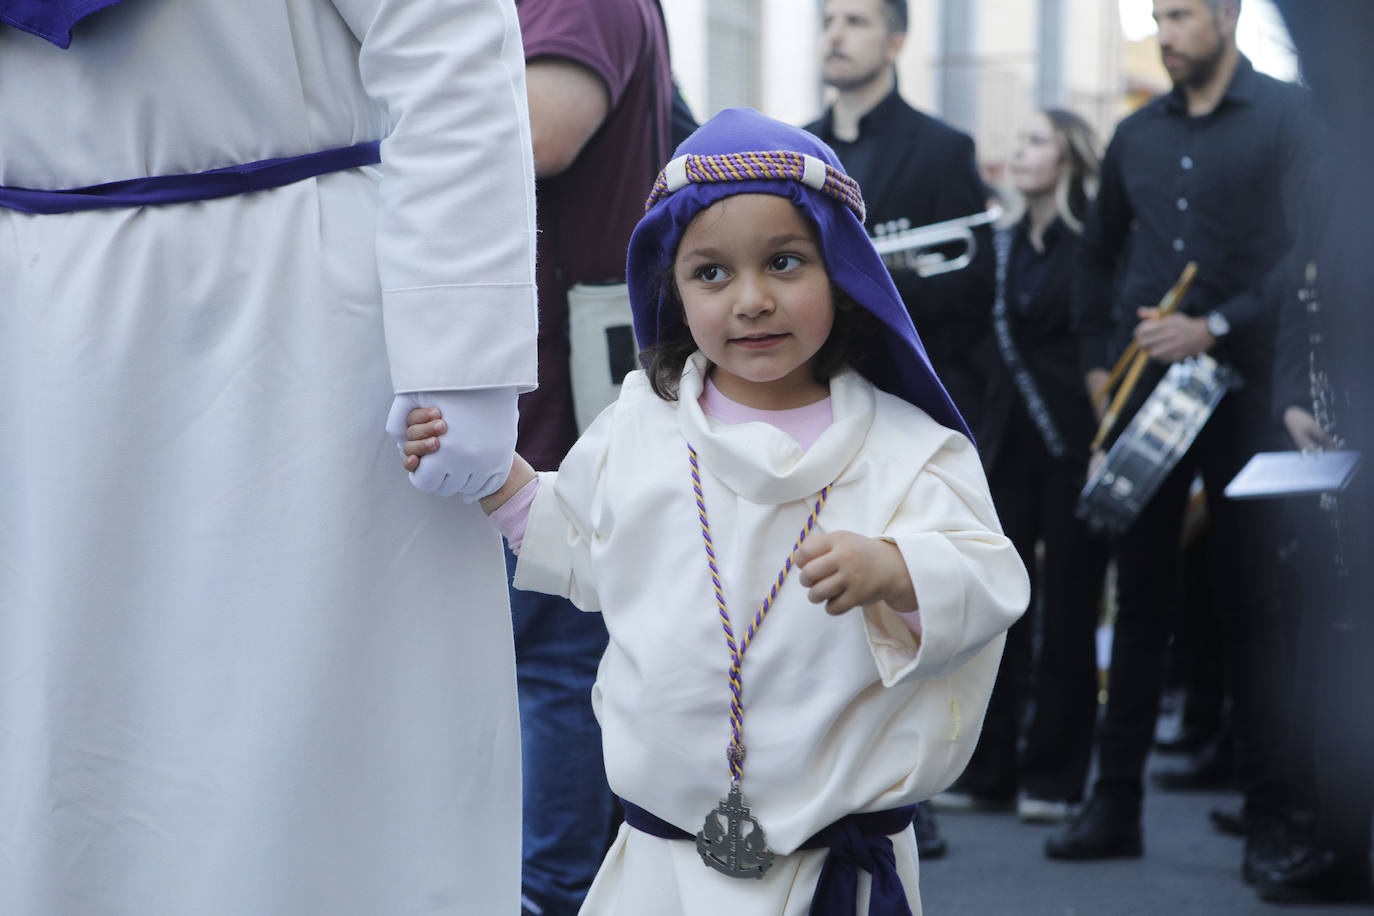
[489,476,540,553]
[896,608,923,636]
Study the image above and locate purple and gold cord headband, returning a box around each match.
[644,150,866,225]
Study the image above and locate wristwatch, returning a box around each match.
[1205,310,1230,338]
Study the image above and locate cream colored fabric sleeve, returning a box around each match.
[862,433,1030,686]
[331,0,539,393]
[511,405,616,611]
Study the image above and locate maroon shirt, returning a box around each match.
[516,0,673,470]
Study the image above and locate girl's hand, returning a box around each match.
[401,407,446,473]
[796,531,917,616]
[400,404,533,515]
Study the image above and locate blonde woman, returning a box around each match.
[937,109,1109,823]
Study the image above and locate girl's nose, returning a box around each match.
[734,277,775,318]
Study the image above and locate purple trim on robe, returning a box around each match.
[0,0,124,49]
[0,142,383,214]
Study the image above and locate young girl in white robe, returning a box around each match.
[402,108,1030,915]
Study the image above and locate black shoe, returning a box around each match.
[1257,849,1373,904]
[914,804,947,859]
[1150,735,1234,791]
[1208,805,1245,838]
[1242,812,1295,885]
[1044,796,1143,860]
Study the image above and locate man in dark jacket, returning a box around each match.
[806,0,994,435]
[1256,1,1374,903]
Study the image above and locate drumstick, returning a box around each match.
[1089,261,1199,449]
[1091,349,1150,452]
[1093,343,1139,410]
[1091,261,1199,409]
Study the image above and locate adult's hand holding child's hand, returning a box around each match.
[386,388,518,501]
[796,531,918,616]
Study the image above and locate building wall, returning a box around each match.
[1062,1,1126,142]
[969,0,1039,180]
[895,0,940,113]
[661,0,709,121]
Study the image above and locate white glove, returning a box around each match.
[386,387,519,501]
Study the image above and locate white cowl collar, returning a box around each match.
[675,352,875,505]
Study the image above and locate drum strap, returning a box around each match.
[991,227,1067,459]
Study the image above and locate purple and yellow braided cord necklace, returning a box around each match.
[687,443,829,879]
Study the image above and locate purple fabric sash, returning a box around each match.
[619,798,916,916]
[1,0,123,49]
[0,141,382,214]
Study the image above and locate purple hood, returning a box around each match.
[626,107,970,440]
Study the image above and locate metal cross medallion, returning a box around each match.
[695,783,774,879]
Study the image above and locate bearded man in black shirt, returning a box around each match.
[1045,0,1322,886]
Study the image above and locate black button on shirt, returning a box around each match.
[1073,55,1322,382]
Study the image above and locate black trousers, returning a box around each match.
[1289,487,1374,858]
[1167,528,1228,740]
[965,408,1109,803]
[1093,392,1293,817]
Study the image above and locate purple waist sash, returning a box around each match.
[0,0,123,49]
[0,141,382,215]
[619,798,917,916]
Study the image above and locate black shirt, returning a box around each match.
[816,95,893,199]
[1009,216,1070,316]
[806,86,995,428]
[1073,55,1322,388]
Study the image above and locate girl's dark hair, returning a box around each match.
[639,269,883,402]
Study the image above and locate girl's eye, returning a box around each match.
[694,264,725,283]
[769,254,803,272]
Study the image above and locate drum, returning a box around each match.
[1077,354,1233,533]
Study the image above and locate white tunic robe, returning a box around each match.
[515,356,1030,915]
[0,2,537,913]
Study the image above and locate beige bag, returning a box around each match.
[567,281,640,432]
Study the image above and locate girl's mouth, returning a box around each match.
[732,333,787,350]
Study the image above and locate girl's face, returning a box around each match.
[673,194,835,410]
[1008,112,1063,199]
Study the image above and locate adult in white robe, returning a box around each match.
[515,356,1030,915]
[0,1,536,913]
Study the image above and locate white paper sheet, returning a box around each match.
[1223,450,1361,499]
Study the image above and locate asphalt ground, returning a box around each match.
[918,750,1373,915]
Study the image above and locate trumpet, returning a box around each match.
[870,205,1003,277]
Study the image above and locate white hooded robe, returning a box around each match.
[515,357,1030,915]
[0,1,537,913]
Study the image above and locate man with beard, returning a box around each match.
[804,0,996,860]
[1045,0,1322,888]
